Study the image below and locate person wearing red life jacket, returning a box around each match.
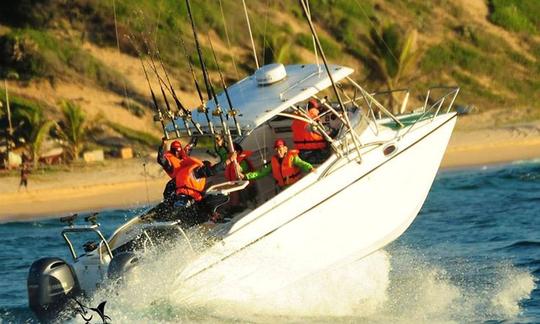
[291,99,331,164]
[157,138,187,201]
[242,139,314,191]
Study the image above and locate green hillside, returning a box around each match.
[0,0,539,157]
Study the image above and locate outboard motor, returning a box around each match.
[107,251,139,280]
[27,257,80,322]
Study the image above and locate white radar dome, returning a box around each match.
[255,63,286,86]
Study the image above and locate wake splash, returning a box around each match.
[87,239,535,323]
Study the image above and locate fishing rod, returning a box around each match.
[126,35,169,139]
[179,35,204,105]
[185,0,217,136]
[207,34,242,137]
[184,0,240,176]
[133,12,198,137]
[184,0,240,182]
[140,36,183,138]
[298,0,362,158]
[146,33,205,136]
[206,66,243,179]
[178,35,214,135]
[185,0,213,102]
[206,60,245,179]
[179,37,208,134]
[150,53,193,136]
[148,51,183,138]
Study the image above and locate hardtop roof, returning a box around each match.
[189,63,354,132]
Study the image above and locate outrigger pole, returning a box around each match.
[127,35,168,139]
[298,0,362,159]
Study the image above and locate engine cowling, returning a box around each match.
[27,257,80,322]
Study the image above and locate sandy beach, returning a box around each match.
[1,117,540,222]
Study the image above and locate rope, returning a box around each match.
[154,0,162,45]
[242,0,259,69]
[253,130,266,166]
[112,0,132,111]
[353,0,400,65]
[218,0,240,81]
[262,0,269,65]
[306,0,321,71]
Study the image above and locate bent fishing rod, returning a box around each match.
[126,35,169,139]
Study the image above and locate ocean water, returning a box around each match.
[1,160,539,323]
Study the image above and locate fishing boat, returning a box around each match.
[173,64,459,303]
[26,63,458,319]
[26,0,460,320]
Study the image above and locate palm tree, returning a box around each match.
[15,105,56,163]
[57,100,87,161]
[367,24,421,114]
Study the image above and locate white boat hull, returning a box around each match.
[175,113,457,303]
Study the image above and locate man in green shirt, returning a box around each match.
[241,139,315,189]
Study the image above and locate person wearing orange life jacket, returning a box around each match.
[157,138,186,201]
[224,143,257,212]
[170,153,224,226]
[291,99,331,165]
[241,139,314,191]
[224,143,255,181]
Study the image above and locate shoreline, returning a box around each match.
[0,179,164,223]
[1,121,540,223]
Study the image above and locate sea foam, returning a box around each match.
[87,238,535,323]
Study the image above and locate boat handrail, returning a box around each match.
[316,79,459,161]
[61,225,113,262]
[397,86,460,139]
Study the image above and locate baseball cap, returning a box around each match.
[274,139,285,148]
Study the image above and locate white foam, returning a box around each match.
[86,241,536,323]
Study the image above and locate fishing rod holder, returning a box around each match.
[212,106,224,116]
[197,105,208,113]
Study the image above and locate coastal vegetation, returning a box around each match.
[0,0,539,166]
[56,100,88,160]
[14,102,56,163]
